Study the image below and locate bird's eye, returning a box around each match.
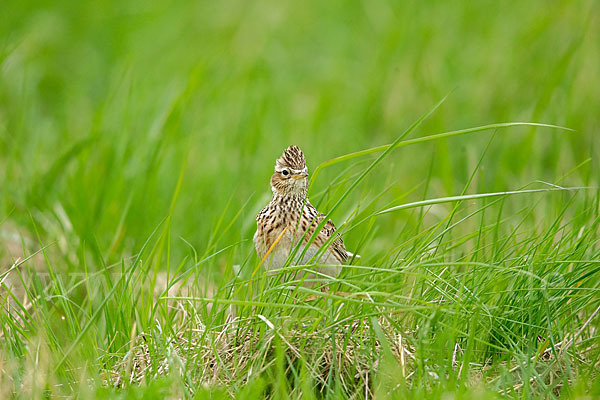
[282,169,289,176]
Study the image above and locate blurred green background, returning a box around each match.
[1,0,598,270]
[1,1,599,398]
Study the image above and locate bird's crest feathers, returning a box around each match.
[275,145,306,171]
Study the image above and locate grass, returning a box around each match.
[1,0,600,398]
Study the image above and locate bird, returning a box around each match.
[254,145,356,281]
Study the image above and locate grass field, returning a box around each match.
[1,0,600,398]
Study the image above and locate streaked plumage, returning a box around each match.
[254,145,354,279]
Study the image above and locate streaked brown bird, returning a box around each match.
[254,145,357,280]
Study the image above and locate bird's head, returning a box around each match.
[270,145,308,196]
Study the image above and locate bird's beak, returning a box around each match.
[291,172,308,180]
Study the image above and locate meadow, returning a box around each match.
[1,0,599,398]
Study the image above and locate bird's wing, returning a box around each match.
[300,202,353,264]
[320,217,349,263]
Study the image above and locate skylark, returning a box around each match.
[254,145,356,280]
